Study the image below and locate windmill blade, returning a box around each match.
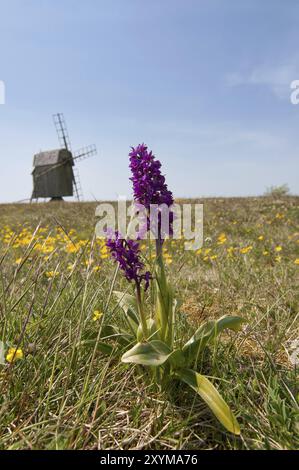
[53,113,72,151]
[73,167,83,201]
[73,144,97,162]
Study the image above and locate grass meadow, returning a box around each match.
[0,197,298,450]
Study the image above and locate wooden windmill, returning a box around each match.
[31,113,97,201]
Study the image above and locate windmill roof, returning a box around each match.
[33,149,73,167]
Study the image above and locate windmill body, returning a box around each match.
[32,149,74,199]
[31,113,97,202]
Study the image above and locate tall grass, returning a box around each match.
[0,197,298,449]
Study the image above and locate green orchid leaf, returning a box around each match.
[81,329,124,355]
[155,291,178,349]
[96,341,115,356]
[121,340,172,366]
[183,315,245,361]
[79,338,119,352]
[137,318,160,342]
[100,324,133,346]
[113,291,139,334]
[154,262,176,347]
[177,368,240,435]
[168,349,186,368]
[80,325,133,350]
[113,291,138,318]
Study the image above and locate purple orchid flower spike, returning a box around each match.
[105,231,151,291]
[129,144,174,209]
[129,144,174,250]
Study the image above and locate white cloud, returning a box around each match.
[226,60,299,99]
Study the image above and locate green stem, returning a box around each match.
[156,238,161,256]
[136,283,148,339]
[155,236,171,344]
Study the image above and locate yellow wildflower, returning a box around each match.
[45,271,60,279]
[263,251,269,256]
[42,245,55,254]
[15,258,22,265]
[240,246,253,254]
[164,253,173,264]
[93,310,103,321]
[6,347,24,363]
[65,243,80,254]
[275,246,282,252]
[294,259,299,265]
[258,235,264,241]
[100,246,109,259]
[85,259,94,267]
[217,233,227,245]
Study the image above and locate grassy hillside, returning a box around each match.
[0,197,298,450]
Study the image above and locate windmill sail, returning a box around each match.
[53,113,72,151]
[73,145,97,162]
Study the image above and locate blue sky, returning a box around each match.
[0,0,298,202]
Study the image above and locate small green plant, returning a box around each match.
[100,144,245,435]
[265,184,290,198]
